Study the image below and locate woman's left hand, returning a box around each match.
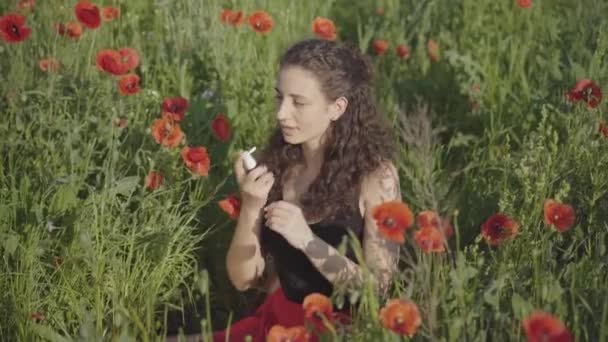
[264,201,314,250]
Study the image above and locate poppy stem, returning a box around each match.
[86,29,98,79]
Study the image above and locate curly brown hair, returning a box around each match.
[257,39,397,221]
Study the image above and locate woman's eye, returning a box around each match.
[293,101,305,106]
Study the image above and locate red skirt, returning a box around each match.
[211,288,350,342]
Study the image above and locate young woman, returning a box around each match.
[216,38,402,341]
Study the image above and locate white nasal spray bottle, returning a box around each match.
[242,146,258,172]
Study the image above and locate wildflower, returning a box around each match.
[372,200,414,244]
[151,116,184,148]
[517,0,533,9]
[118,74,140,96]
[379,299,422,337]
[522,311,572,342]
[566,79,602,109]
[414,226,445,253]
[480,213,518,246]
[303,293,334,333]
[266,325,309,342]
[312,17,336,41]
[211,112,231,142]
[161,96,188,121]
[101,6,119,22]
[144,171,163,190]
[39,58,61,72]
[0,13,31,43]
[372,39,389,55]
[181,146,211,176]
[543,199,575,232]
[248,11,273,33]
[75,1,101,29]
[396,45,410,60]
[219,194,240,220]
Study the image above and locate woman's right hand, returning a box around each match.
[234,151,275,210]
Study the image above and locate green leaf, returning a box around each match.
[31,323,71,342]
[1,233,19,256]
[110,176,140,197]
[511,292,533,319]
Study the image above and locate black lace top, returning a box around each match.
[260,195,365,304]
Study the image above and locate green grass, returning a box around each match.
[1,0,607,341]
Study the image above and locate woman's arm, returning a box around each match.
[296,161,401,296]
[225,204,267,291]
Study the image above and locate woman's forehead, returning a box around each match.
[276,66,323,97]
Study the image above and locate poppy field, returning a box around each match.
[1,0,607,341]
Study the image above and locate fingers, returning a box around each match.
[246,165,269,181]
[233,150,246,182]
[265,200,298,212]
[258,172,275,187]
[265,207,290,222]
[265,215,286,231]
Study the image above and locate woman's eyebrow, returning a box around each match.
[274,87,309,100]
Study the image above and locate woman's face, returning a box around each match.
[274,65,343,146]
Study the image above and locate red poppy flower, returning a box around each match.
[118,74,140,96]
[566,79,602,109]
[517,0,532,9]
[181,146,211,177]
[303,293,334,333]
[312,17,337,41]
[427,39,439,62]
[151,116,184,148]
[543,199,575,232]
[75,1,101,29]
[377,7,385,16]
[372,200,414,244]
[220,9,245,27]
[599,121,608,140]
[211,112,231,142]
[480,213,519,246]
[522,312,572,342]
[39,58,61,72]
[379,299,422,337]
[161,96,189,121]
[414,226,445,253]
[266,325,310,342]
[416,210,453,239]
[372,39,389,55]
[220,9,231,22]
[0,13,31,43]
[144,171,163,190]
[66,22,83,38]
[96,49,125,75]
[118,47,139,72]
[416,210,440,228]
[219,194,240,220]
[55,22,82,38]
[18,0,36,12]
[396,45,410,60]
[248,11,273,33]
[101,6,119,22]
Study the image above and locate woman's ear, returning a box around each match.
[330,96,348,121]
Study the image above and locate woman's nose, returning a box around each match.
[276,100,291,121]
